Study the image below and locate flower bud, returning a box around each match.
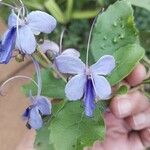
[15,53,24,62]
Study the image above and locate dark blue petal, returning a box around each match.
[23,107,31,118]
[84,78,95,117]
[0,27,16,64]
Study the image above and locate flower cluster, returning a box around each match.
[0,1,116,130]
[0,9,56,63]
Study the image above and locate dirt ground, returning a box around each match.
[0,20,34,150]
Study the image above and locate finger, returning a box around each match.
[140,128,150,148]
[91,141,103,150]
[125,63,146,86]
[125,108,150,130]
[104,112,128,135]
[110,91,149,118]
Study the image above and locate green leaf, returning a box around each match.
[90,0,145,85]
[49,101,105,150]
[34,121,52,150]
[107,44,144,84]
[72,9,99,19]
[34,102,64,150]
[22,68,65,99]
[129,0,150,11]
[65,0,74,21]
[23,0,44,10]
[116,85,129,95]
[44,0,66,24]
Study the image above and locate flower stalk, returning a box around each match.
[32,49,67,83]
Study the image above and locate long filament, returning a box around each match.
[0,1,16,9]
[0,75,38,96]
[59,27,66,54]
[86,18,96,66]
[18,0,25,17]
[31,57,42,97]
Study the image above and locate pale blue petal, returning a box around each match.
[8,11,22,28]
[92,74,111,100]
[39,40,59,54]
[90,55,115,75]
[16,25,36,54]
[65,74,86,100]
[55,55,85,74]
[62,48,80,58]
[27,11,57,34]
[29,107,43,129]
[35,96,52,115]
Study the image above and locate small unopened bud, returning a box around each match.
[15,54,24,62]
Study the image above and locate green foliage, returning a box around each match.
[116,85,129,95]
[129,0,150,11]
[34,103,63,150]
[49,101,105,150]
[22,69,66,99]
[90,0,145,85]
[34,101,105,150]
[34,122,52,150]
[134,7,150,31]
[139,32,150,58]
[45,0,66,24]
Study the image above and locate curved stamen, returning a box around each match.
[0,1,17,10]
[59,27,66,54]
[18,0,25,17]
[86,18,96,66]
[0,75,38,96]
[31,57,42,97]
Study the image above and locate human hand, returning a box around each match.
[85,64,150,150]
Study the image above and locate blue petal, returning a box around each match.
[65,74,86,100]
[8,11,21,28]
[16,25,36,54]
[84,78,95,117]
[62,48,80,58]
[92,74,111,100]
[39,40,59,54]
[0,27,16,64]
[55,55,85,74]
[28,107,43,129]
[34,96,52,115]
[27,11,57,34]
[90,55,115,75]
[23,107,31,118]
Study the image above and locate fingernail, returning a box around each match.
[118,99,132,117]
[133,113,146,129]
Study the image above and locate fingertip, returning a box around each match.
[140,128,150,148]
[110,95,131,118]
[126,63,146,86]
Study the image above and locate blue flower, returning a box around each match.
[39,40,80,59]
[23,96,52,129]
[0,10,57,64]
[55,55,116,117]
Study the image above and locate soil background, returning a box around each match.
[0,19,34,150]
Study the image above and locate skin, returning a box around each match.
[16,64,150,150]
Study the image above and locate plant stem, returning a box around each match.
[32,50,67,83]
